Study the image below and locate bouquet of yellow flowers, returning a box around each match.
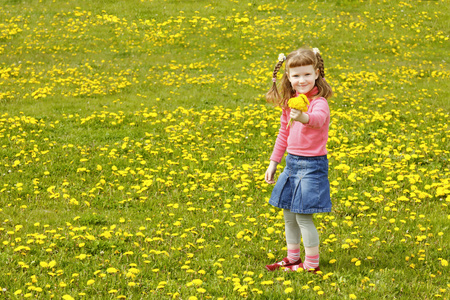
[287,94,309,128]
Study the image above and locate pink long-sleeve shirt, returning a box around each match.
[270,96,330,163]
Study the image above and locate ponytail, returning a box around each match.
[314,51,333,99]
[265,59,285,106]
[316,52,326,79]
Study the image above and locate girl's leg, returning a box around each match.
[296,214,320,270]
[265,209,303,270]
[283,209,302,262]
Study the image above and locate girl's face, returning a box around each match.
[288,65,319,95]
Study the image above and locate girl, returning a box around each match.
[264,47,333,273]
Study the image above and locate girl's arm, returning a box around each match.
[265,160,279,184]
[290,109,309,124]
[305,98,330,128]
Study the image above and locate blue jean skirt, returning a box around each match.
[268,154,332,214]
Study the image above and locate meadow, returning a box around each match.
[0,0,449,299]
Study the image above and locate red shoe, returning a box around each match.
[265,257,302,271]
[284,263,321,274]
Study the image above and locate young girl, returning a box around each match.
[264,47,333,273]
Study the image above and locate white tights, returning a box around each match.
[283,209,319,248]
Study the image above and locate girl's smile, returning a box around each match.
[288,65,319,95]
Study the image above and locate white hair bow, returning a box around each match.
[312,48,320,54]
[278,53,286,62]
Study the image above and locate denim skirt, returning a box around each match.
[268,154,332,214]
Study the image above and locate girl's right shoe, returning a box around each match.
[265,257,302,271]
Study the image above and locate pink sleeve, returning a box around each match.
[307,98,330,128]
[270,109,290,163]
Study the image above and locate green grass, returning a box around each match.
[0,0,449,299]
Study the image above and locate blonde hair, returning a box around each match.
[266,47,333,108]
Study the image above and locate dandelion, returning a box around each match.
[186,279,203,287]
[287,94,309,128]
[107,267,119,274]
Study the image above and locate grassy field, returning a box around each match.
[0,0,449,299]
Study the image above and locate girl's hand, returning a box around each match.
[290,109,309,124]
[265,161,279,184]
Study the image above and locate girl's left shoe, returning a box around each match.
[265,257,302,271]
[283,263,321,274]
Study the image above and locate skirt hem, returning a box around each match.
[268,202,331,214]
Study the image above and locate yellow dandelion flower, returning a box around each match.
[287,94,309,127]
[288,94,309,111]
[107,267,118,274]
[191,279,203,286]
